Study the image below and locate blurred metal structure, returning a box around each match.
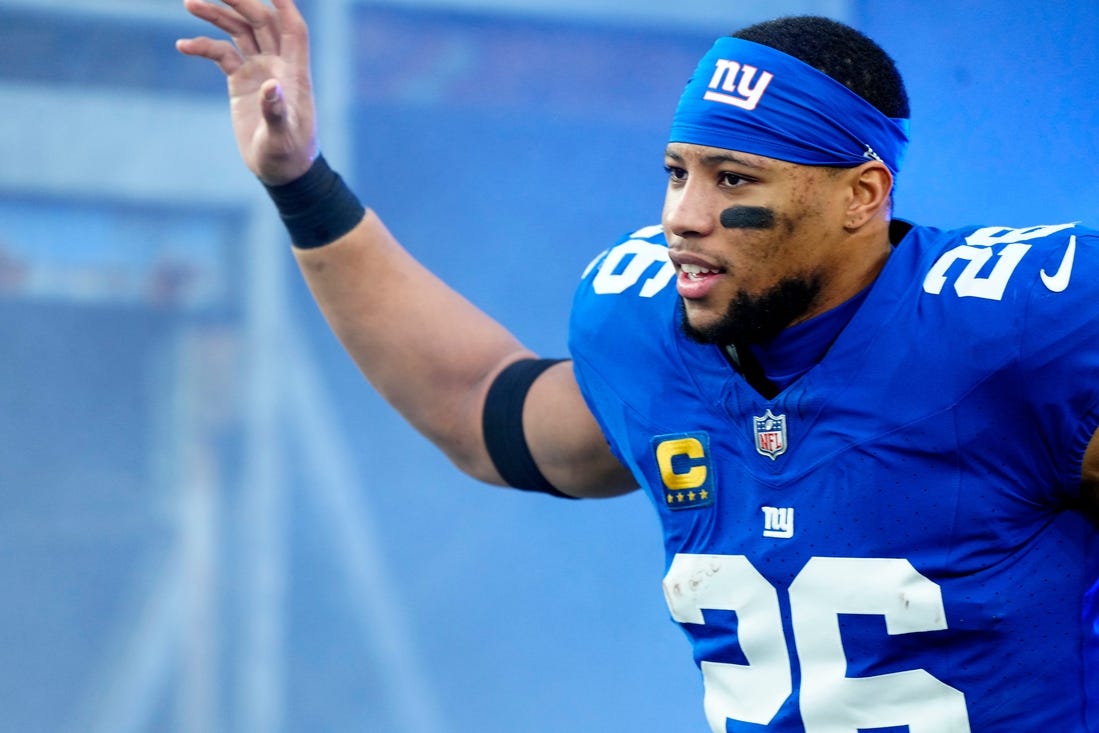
[0,1,444,731]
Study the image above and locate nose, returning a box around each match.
[662,180,715,240]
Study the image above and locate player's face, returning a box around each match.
[662,143,853,345]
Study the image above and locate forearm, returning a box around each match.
[293,209,533,482]
[177,0,606,491]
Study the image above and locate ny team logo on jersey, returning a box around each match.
[761,506,794,538]
[704,59,774,110]
[652,432,715,510]
[754,409,788,460]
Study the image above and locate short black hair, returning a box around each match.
[732,16,910,119]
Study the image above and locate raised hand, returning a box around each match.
[177,0,318,184]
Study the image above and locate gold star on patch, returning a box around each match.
[700,490,709,500]
[677,492,685,502]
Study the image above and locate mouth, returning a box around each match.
[673,257,727,300]
[679,262,723,280]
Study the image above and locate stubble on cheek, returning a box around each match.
[682,204,823,346]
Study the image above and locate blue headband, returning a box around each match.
[669,37,910,175]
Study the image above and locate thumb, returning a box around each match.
[260,79,289,129]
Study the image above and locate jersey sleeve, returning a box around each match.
[1014,226,1099,493]
[567,225,677,477]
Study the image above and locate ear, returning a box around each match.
[843,162,893,230]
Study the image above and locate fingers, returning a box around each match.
[175,36,244,76]
[270,0,310,70]
[221,0,281,55]
[182,0,286,57]
[259,79,289,130]
[178,0,312,98]
[182,0,260,56]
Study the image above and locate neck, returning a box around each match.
[790,219,892,328]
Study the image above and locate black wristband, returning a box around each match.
[263,154,366,249]
[482,358,576,499]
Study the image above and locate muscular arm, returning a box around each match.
[294,212,635,496]
[178,0,635,498]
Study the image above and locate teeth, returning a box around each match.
[680,263,720,277]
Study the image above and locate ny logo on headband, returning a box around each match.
[704,59,774,111]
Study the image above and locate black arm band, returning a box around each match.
[482,358,576,498]
[263,154,366,249]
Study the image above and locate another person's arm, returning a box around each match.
[177,0,635,497]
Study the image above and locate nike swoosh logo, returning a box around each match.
[1041,235,1076,292]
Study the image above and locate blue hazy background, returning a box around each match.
[0,1,1095,732]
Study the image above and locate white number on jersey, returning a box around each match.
[586,232,675,298]
[664,554,971,732]
[923,222,1076,300]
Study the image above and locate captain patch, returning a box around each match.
[652,432,715,510]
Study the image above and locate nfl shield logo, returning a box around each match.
[753,409,788,460]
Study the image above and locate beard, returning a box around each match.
[680,273,823,346]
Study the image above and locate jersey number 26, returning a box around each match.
[664,554,971,732]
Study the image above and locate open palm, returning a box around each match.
[177,0,318,184]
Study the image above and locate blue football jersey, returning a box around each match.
[568,221,1099,732]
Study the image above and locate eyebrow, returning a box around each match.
[665,148,768,170]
